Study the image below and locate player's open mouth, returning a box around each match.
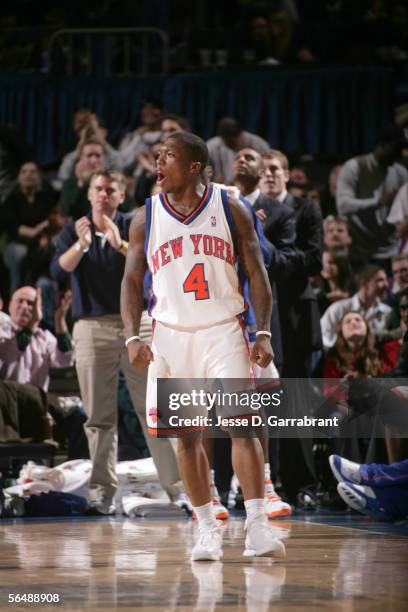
[156,172,165,185]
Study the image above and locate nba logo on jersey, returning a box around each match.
[211,216,216,227]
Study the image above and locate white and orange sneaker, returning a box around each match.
[264,481,292,519]
[192,484,229,521]
[210,484,229,520]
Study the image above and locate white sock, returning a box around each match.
[193,501,217,529]
[264,463,271,482]
[244,498,265,522]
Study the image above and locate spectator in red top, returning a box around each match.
[323,311,399,401]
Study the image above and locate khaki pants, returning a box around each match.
[73,311,182,499]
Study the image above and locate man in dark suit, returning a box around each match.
[260,149,323,377]
[232,148,296,368]
[230,147,296,516]
[260,149,324,503]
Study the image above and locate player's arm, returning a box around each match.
[229,194,273,368]
[120,206,153,370]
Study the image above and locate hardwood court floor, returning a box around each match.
[1,515,407,611]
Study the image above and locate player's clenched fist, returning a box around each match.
[250,336,274,368]
[127,340,154,370]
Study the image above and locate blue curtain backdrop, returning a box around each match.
[0,67,394,166]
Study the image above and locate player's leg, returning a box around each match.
[178,435,223,561]
[146,323,222,560]
[177,436,212,507]
[203,318,286,558]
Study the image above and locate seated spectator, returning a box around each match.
[59,137,107,220]
[57,109,125,184]
[312,248,356,315]
[118,97,163,169]
[2,162,58,292]
[329,454,408,522]
[320,164,342,218]
[323,215,352,252]
[390,254,408,295]
[207,117,269,184]
[160,114,190,141]
[336,124,408,264]
[386,182,408,253]
[323,310,406,466]
[289,165,309,187]
[323,311,398,382]
[59,139,135,219]
[0,285,73,390]
[0,285,87,458]
[320,264,391,350]
[323,214,366,272]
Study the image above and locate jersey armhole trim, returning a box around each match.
[144,196,152,256]
[220,188,237,249]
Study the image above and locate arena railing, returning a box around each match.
[48,27,169,77]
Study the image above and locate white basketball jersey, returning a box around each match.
[145,183,245,329]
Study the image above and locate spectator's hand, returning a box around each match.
[75,158,93,186]
[75,217,92,249]
[34,219,50,236]
[255,208,267,223]
[30,288,42,329]
[327,289,349,302]
[342,370,358,380]
[250,335,274,368]
[101,214,122,251]
[55,290,72,320]
[137,150,156,175]
[127,340,154,370]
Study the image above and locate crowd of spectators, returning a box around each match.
[1,96,408,513]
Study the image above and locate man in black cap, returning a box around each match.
[336,124,408,266]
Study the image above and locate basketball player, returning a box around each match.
[121,132,285,561]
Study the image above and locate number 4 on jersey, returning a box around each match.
[183,263,210,300]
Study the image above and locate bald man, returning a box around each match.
[0,285,73,391]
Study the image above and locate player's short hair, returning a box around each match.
[90,169,126,191]
[262,149,289,171]
[166,131,209,170]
